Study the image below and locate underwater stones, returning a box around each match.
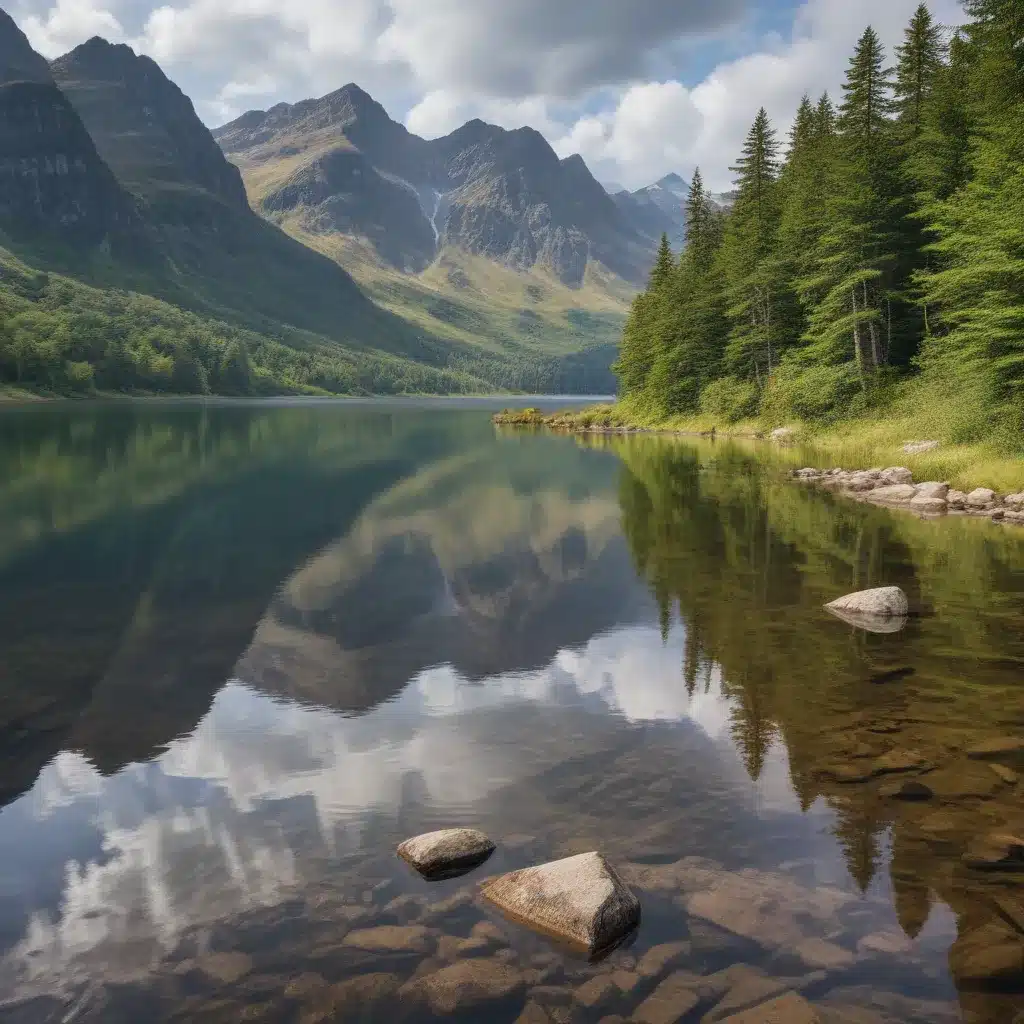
[401,958,525,1015]
[949,921,1024,986]
[397,827,495,880]
[966,736,1024,760]
[632,972,701,1024]
[481,851,640,956]
[879,778,934,801]
[637,940,692,978]
[574,975,619,1011]
[793,937,855,970]
[962,833,1024,871]
[871,749,930,775]
[197,952,253,984]
[701,967,789,1021]
[718,991,822,1023]
[824,586,908,632]
[341,924,433,954]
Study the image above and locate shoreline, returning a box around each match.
[493,406,1024,526]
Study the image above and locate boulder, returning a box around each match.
[481,851,640,956]
[824,587,909,633]
[947,489,967,509]
[962,833,1024,871]
[769,427,796,443]
[915,481,949,498]
[1005,510,1024,523]
[902,440,940,454]
[966,487,996,508]
[868,484,917,504]
[909,494,947,514]
[397,828,495,880]
[1005,492,1024,509]
[880,466,913,485]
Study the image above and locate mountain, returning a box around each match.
[0,9,51,83]
[600,180,626,195]
[0,16,142,250]
[612,172,690,251]
[216,85,659,288]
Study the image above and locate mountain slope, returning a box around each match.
[0,9,51,84]
[216,87,659,287]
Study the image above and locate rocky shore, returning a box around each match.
[790,466,1024,525]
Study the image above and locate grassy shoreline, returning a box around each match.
[493,402,1024,494]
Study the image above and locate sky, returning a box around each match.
[13,0,965,191]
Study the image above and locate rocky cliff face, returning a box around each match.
[0,80,140,245]
[216,86,660,286]
[0,9,52,85]
[0,15,141,247]
[52,37,248,211]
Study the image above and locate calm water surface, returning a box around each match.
[0,399,1022,1023]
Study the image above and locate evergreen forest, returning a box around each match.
[614,1,1024,452]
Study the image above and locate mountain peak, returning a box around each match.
[0,9,53,84]
[655,172,688,191]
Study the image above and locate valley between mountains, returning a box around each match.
[0,10,689,397]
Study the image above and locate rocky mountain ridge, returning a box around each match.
[215,85,664,287]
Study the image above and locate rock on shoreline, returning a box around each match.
[791,467,1024,525]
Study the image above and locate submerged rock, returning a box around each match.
[401,958,525,1015]
[397,828,495,880]
[631,972,700,1024]
[718,991,822,1023]
[481,851,640,956]
[949,921,1024,986]
[962,833,1024,871]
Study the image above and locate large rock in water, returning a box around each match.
[824,587,908,632]
[481,851,640,956]
[397,828,495,880]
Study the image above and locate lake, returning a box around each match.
[0,398,1022,1024]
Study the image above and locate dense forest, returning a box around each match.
[615,0,1024,451]
[0,249,616,398]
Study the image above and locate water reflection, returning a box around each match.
[0,405,1022,1022]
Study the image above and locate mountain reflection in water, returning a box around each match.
[0,401,1022,1023]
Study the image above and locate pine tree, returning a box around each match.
[894,4,947,141]
[650,233,675,289]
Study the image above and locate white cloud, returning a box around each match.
[14,0,966,193]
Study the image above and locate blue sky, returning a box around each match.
[13,0,964,190]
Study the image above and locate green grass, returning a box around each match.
[506,386,1024,493]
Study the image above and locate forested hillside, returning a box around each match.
[615,1,1024,452]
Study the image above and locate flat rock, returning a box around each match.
[794,937,855,970]
[718,991,821,1023]
[909,494,947,513]
[966,487,996,507]
[397,828,495,880]
[868,483,917,504]
[871,749,929,775]
[632,972,701,1024]
[902,440,940,454]
[198,952,253,984]
[989,763,1018,784]
[927,762,1003,799]
[574,975,619,1011]
[879,779,933,801]
[962,833,1024,871]
[481,851,640,955]
[857,931,914,955]
[637,940,691,978]
[702,968,788,1021]
[342,925,433,954]
[949,921,1024,985]
[402,958,525,1015]
[966,736,1024,760]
